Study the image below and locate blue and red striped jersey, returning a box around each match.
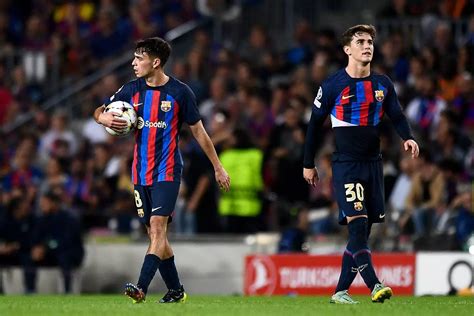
[106,76,201,185]
[304,69,414,166]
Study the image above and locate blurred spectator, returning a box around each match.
[219,128,263,233]
[278,206,308,253]
[22,14,49,83]
[266,101,308,205]
[239,25,273,68]
[452,71,474,132]
[0,196,36,293]
[108,190,138,235]
[38,110,78,166]
[85,142,120,228]
[64,156,91,217]
[180,129,219,234]
[401,151,446,237]
[380,32,410,84]
[199,76,230,127]
[388,154,419,222]
[129,0,160,40]
[31,190,84,293]
[406,74,446,139]
[38,156,69,201]
[1,144,42,206]
[244,92,274,149]
[0,64,15,125]
[89,7,131,60]
[452,187,474,249]
[286,20,315,65]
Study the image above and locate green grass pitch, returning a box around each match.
[0,295,472,316]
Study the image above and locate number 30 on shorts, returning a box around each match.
[344,183,364,202]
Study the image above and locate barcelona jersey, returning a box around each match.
[304,69,413,166]
[106,76,201,185]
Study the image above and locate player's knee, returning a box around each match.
[148,226,165,239]
[148,219,167,240]
[347,217,368,251]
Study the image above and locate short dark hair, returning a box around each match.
[341,24,376,47]
[135,37,171,67]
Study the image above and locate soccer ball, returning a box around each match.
[104,101,138,137]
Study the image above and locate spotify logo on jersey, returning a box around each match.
[137,117,167,129]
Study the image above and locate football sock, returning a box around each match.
[347,217,380,291]
[335,249,358,292]
[158,256,182,290]
[137,254,161,294]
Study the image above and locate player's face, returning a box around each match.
[346,32,374,64]
[132,52,158,78]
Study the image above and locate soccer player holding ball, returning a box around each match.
[94,37,230,303]
[303,25,419,304]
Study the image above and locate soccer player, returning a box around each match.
[93,37,230,303]
[303,25,419,304]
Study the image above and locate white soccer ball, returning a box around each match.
[104,101,138,137]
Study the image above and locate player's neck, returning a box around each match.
[145,71,169,87]
[345,62,371,78]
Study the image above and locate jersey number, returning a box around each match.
[134,190,143,208]
[344,183,364,202]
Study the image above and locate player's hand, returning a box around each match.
[404,139,419,159]
[98,111,128,130]
[215,166,230,191]
[303,167,319,187]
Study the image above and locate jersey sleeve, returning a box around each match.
[383,76,415,141]
[105,82,133,106]
[179,84,201,125]
[303,83,333,168]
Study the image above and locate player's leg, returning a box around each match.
[347,215,380,291]
[331,249,359,304]
[157,236,186,303]
[330,160,362,304]
[125,185,152,303]
[147,181,186,303]
[366,161,393,303]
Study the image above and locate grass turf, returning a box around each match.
[0,295,472,316]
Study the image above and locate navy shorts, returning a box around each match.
[133,181,180,226]
[332,153,385,225]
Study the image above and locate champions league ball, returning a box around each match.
[104,101,138,136]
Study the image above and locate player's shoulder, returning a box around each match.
[322,69,347,86]
[372,72,394,86]
[167,76,196,99]
[116,78,142,94]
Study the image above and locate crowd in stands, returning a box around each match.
[0,0,473,270]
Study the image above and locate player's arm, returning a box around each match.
[189,121,230,191]
[94,83,131,130]
[303,85,331,187]
[383,78,419,158]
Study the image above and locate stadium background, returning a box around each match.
[0,0,472,296]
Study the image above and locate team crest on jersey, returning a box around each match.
[137,208,144,217]
[160,100,172,112]
[354,202,363,211]
[375,90,384,102]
